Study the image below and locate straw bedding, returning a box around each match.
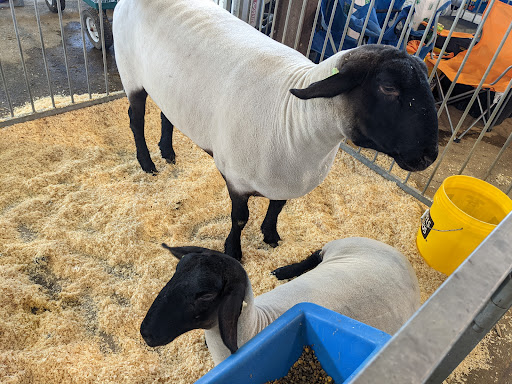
[0,97,500,383]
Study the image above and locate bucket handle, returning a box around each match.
[421,209,463,240]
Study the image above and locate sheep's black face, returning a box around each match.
[140,257,224,347]
[140,248,247,351]
[290,45,438,172]
[350,51,438,172]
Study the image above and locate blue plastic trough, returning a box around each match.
[195,302,391,384]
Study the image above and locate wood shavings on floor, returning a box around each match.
[0,97,501,383]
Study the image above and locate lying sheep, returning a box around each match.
[140,238,421,365]
[113,0,438,261]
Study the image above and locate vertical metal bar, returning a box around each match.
[436,0,495,118]
[98,1,110,96]
[376,0,396,45]
[435,73,456,133]
[483,130,512,181]
[293,0,309,50]
[231,0,241,18]
[306,0,322,57]
[414,0,441,57]
[507,181,512,196]
[458,83,512,175]
[397,24,412,51]
[34,0,56,108]
[319,0,340,62]
[9,0,36,113]
[423,20,512,194]
[56,0,75,103]
[337,0,356,52]
[371,150,378,162]
[403,171,411,183]
[281,0,294,44]
[0,56,14,117]
[388,159,395,173]
[428,0,470,83]
[357,0,376,47]
[258,0,265,32]
[471,6,479,23]
[270,0,281,39]
[396,3,416,49]
[78,0,92,99]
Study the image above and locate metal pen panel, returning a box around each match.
[270,0,281,39]
[306,0,322,57]
[281,0,294,44]
[428,0,470,84]
[337,0,355,52]
[0,55,14,118]
[348,213,512,384]
[423,19,512,195]
[56,0,75,103]
[458,84,512,175]
[356,0,376,47]
[413,0,441,58]
[9,0,35,113]
[98,1,110,96]
[376,0,395,45]
[483,128,512,183]
[293,0,308,50]
[319,0,340,62]
[78,0,92,99]
[395,3,415,50]
[34,0,56,109]
[435,0,495,119]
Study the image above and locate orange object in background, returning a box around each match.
[427,1,512,93]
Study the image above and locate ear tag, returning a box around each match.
[331,68,339,76]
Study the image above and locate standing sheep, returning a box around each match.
[113,0,438,261]
[140,238,421,365]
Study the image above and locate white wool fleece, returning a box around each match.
[205,237,421,365]
[113,0,356,200]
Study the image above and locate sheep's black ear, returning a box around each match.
[162,244,228,260]
[218,282,246,354]
[290,62,367,100]
[161,244,212,260]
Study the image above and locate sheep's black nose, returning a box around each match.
[422,152,437,167]
[140,325,156,347]
[141,333,158,347]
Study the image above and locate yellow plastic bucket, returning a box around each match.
[416,175,512,275]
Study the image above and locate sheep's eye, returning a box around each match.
[196,292,218,302]
[379,85,399,97]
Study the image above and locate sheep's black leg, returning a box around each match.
[261,199,286,247]
[271,250,323,280]
[224,187,249,262]
[159,112,176,164]
[128,89,156,173]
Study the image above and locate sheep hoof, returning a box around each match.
[263,234,281,248]
[271,266,292,280]
[161,149,176,164]
[224,242,243,262]
[164,156,176,165]
[140,161,158,174]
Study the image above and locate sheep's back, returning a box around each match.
[255,238,420,335]
[113,0,311,153]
